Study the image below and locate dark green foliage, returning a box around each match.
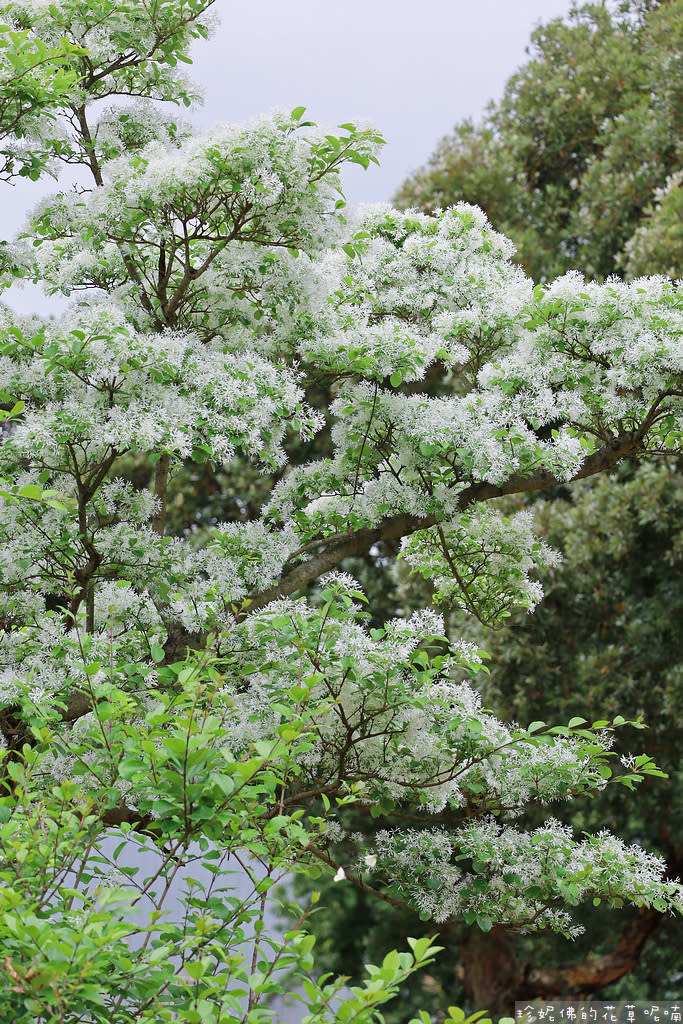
[470,463,683,1000]
[303,2,683,1009]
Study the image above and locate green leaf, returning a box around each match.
[185,960,207,980]
[406,936,442,961]
[18,483,43,500]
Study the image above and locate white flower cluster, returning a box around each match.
[370,818,683,929]
[479,272,683,435]
[201,521,297,604]
[263,211,681,542]
[91,103,194,162]
[219,594,614,819]
[22,110,377,321]
[401,506,562,620]
[0,302,318,469]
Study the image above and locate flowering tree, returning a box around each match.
[0,0,682,1019]
[351,0,683,1011]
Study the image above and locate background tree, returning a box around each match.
[458,462,683,1009]
[623,171,683,278]
[0,1,682,1020]
[395,0,683,282]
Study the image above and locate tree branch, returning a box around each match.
[248,430,643,612]
[151,453,171,536]
[519,904,665,999]
[523,847,683,998]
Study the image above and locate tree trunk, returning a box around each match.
[461,926,520,1017]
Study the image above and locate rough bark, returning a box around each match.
[461,926,521,1018]
[151,452,171,536]
[519,905,664,1000]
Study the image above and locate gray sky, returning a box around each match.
[5,0,574,313]
[190,0,575,204]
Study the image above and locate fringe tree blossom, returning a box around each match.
[371,818,680,931]
[0,6,681,1004]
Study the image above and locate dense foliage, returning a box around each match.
[0,0,682,1020]
[336,0,683,1012]
[468,463,683,1000]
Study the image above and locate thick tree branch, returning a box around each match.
[455,847,683,1015]
[151,453,171,536]
[520,905,664,999]
[248,430,644,613]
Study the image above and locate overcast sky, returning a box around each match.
[5,0,574,313]
[190,0,574,204]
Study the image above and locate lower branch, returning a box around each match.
[520,905,664,999]
[248,430,643,612]
[521,847,683,999]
